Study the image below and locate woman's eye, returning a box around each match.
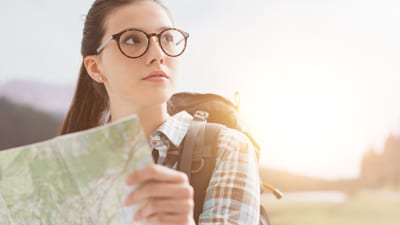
[124,36,142,45]
[162,34,175,43]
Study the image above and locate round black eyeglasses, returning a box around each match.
[96,27,189,58]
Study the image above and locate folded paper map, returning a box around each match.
[0,115,153,225]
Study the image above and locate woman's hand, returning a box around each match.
[125,165,195,225]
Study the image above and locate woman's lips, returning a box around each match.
[142,71,169,81]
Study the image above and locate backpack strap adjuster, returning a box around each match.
[191,158,205,174]
[193,111,209,121]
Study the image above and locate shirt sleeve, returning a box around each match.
[198,128,260,225]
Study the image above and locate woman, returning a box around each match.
[60,0,260,224]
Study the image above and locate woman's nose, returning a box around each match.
[146,36,165,64]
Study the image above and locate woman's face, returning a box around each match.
[91,1,179,110]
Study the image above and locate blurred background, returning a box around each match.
[1,0,399,224]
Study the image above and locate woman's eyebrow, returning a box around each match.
[158,26,172,31]
[145,26,173,33]
[118,26,172,33]
[145,26,172,32]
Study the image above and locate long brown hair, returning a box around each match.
[60,0,171,135]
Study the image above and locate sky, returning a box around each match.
[1,0,400,179]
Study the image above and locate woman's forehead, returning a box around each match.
[104,1,173,35]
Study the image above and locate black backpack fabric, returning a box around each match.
[167,92,271,225]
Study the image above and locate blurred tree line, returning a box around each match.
[360,134,400,189]
[262,133,400,192]
[259,167,358,193]
[0,97,61,150]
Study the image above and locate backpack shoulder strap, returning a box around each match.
[178,117,271,225]
[178,118,225,224]
[179,118,206,180]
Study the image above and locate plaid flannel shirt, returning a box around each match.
[150,111,260,224]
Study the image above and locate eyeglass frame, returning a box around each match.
[96,27,190,58]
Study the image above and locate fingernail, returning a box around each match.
[125,194,135,206]
[125,177,131,185]
[126,173,137,185]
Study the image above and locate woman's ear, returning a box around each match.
[84,55,108,83]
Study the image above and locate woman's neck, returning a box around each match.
[136,105,169,138]
[110,103,169,138]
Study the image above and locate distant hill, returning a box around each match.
[0,97,62,150]
[0,80,74,116]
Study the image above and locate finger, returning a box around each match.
[134,198,194,221]
[125,181,193,205]
[126,165,188,185]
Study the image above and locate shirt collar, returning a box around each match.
[153,111,193,147]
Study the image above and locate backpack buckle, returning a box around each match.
[193,111,209,121]
[191,158,205,173]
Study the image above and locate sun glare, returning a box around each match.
[239,74,359,178]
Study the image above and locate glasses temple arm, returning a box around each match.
[96,36,113,54]
[175,32,189,46]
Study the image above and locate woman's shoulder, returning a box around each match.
[218,126,249,142]
[215,126,255,156]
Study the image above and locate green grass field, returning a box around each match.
[262,191,400,225]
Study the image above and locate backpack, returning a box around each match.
[167,92,280,225]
